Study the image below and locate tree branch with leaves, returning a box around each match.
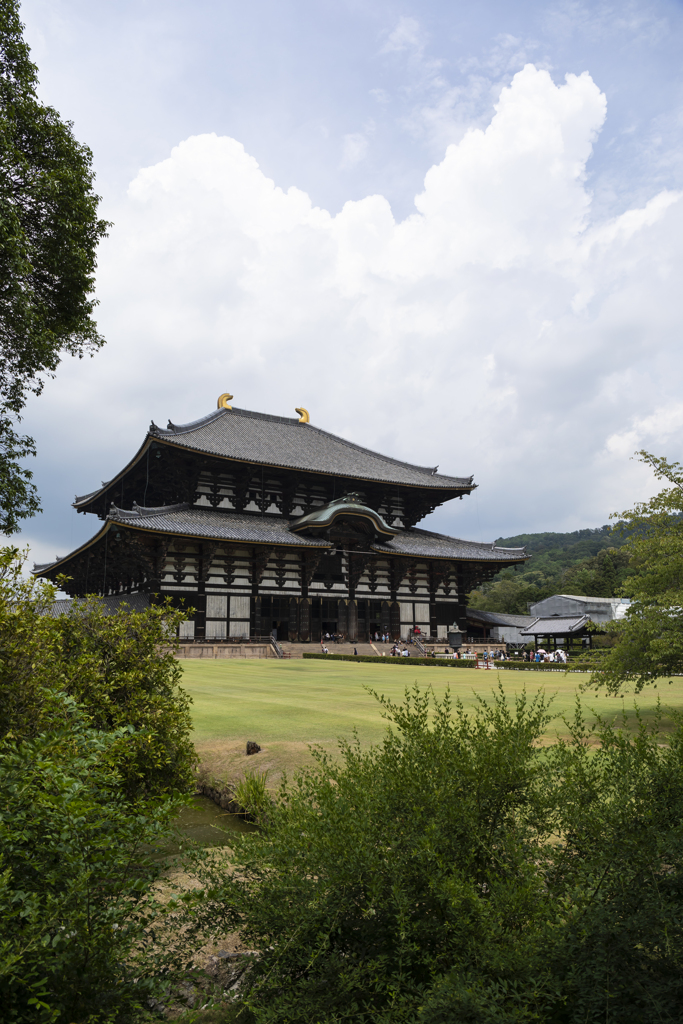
[594,451,683,693]
[0,0,109,533]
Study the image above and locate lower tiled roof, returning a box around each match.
[109,504,330,547]
[34,505,528,577]
[40,594,151,617]
[373,527,526,563]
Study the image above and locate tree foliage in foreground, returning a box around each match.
[0,706,179,1023]
[187,685,683,1023]
[0,547,200,1021]
[0,0,108,532]
[0,547,196,799]
[595,452,683,693]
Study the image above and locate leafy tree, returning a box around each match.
[0,0,108,533]
[559,546,632,598]
[186,685,683,1023]
[595,452,683,693]
[55,596,197,800]
[468,547,632,613]
[0,547,196,799]
[0,701,181,1023]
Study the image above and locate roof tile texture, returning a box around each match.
[153,407,472,489]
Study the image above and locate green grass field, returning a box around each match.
[181,659,683,787]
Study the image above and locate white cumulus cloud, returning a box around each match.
[24,64,683,553]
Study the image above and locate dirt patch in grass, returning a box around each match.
[195,738,333,792]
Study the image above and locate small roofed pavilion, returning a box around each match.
[520,614,595,652]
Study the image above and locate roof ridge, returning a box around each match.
[155,405,467,481]
[108,501,191,519]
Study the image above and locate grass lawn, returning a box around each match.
[182,659,683,788]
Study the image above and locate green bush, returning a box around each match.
[0,548,196,799]
[302,652,477,667]
[0,701,180,1023]
[55,595,197,799]
[0,547,201,1020]
[185,685,683,1023]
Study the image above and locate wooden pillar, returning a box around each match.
[252,595,262,636]
[455,565,468,630]
[429,601,438,639]
[347,600,358,641]
[299,598,311,642]
[338,598,348,638]
[289,597,299,641]
[380,600,390,636]
[390,601,400,640]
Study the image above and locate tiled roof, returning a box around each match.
[466,608,535,627]
[74,405,476,508]
[373,527,527,563]
[35,505,528,578]
[112,506,522,562]
[108,504,330,547]
[152,407,472,489]
[39,594,151,617]
[520,615,591,635]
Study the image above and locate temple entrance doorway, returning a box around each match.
[262,596,290,641]
[311,598,339,642]
[365,599,383,641]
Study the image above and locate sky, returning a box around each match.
[12,0,683,564]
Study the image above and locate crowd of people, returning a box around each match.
[318,631,568,663]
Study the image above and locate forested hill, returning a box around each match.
[468,525,632,615]
[495,525,629,576]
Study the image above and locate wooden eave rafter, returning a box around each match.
[35,519,333,581]
[73,434,475,516]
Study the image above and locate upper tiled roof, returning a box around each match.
[74,405,476,508]
[151,407,472,489]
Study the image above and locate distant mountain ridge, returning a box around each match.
[495,525,628,572]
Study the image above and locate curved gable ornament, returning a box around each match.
[288,492,398,540]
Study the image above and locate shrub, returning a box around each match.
[186,686,683,1023]
[0,547,196,799]
[302,652,477,667]
[0,701,180,1023]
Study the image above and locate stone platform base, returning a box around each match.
[176,643,274,659]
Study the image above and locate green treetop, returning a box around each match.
[0,0,108,533]
[596,451,683,693]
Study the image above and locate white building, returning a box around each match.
[528,594,630,623]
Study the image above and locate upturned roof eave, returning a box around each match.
[73,435,474,512]
[33,518,114,577]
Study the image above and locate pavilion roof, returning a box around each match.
[520,614,592,636]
